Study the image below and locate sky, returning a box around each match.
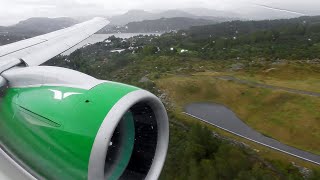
[0,0,319,25]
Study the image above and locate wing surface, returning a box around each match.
[0,17,108,66]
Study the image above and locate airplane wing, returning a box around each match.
[0,17,109,67]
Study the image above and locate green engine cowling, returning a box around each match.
[0,66,169,180]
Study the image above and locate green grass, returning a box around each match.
[232,61,320,93]
[156,74,320,155]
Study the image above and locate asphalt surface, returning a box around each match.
[217,76,320,97]
[184,103,320,165]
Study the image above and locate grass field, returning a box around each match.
[113,56,320,167]
[232,61,320,93]
[156,74,320,155]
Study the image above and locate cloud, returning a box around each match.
[0,0,319,25]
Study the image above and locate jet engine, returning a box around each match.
[0,66,169,180]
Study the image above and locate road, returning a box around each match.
[184,103,320,165]
[217,76,320,97]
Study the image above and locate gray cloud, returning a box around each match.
[0,0,319,25]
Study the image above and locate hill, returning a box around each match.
[185,16,320,39]
[108,9,234,25]
[46,15,320,177]
[126,17,216,33]
[0,17,78,37]
[184,8,240,18]
[108,10,154,25]
[100,17,217,33]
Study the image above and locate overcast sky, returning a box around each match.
[0,0,319,25]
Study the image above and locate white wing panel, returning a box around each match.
[0,17,108,66]
[0,38,46,57]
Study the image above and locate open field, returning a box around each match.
[231,61,320,93]
[156,74,320,155]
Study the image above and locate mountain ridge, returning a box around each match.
[0,17,78,37]
[99,17,218,33]
[108,9,237,25]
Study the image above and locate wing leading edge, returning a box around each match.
[0,17,109,67]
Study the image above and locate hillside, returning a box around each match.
[0,17,79,45]
[100,17,217,33]
[46,21,320,178]
[108,10,154,25]
[126,17,216,32]
[108,9,234,25]
[185,16,320,39]
[0,17,78,37]
[184,8,240,18]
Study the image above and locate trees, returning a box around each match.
[142,45,158,55]
[160,121,307,180]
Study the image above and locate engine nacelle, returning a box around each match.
[0,66,169,180]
